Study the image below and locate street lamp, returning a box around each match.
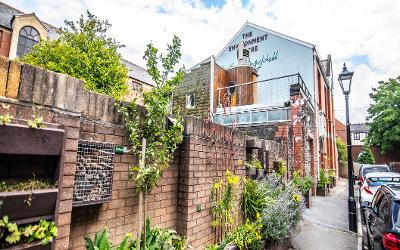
[338,63,357,232]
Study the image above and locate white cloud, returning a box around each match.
[5,0,400,123]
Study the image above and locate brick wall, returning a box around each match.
[0,57,287,249]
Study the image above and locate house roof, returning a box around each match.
[216,22,314,59]
[350,123,369,133]
[122,59,155,86]
[0,1,59,38]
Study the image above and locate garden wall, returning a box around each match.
[0,57,286,249]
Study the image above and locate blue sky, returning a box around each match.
[6,0,400,123]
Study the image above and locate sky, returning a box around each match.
[5,0,400,124]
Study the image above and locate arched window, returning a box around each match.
[17,26,40,57]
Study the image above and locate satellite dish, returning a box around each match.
[227,81,236,96]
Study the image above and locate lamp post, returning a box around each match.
[338,63,357,232]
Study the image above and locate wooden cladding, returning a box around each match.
[214,63,258,110]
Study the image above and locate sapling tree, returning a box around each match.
[119,35,184,248]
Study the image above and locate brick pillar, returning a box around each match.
[290,84,305,173]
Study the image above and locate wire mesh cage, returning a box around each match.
[73,140,115,206]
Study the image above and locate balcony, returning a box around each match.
[214,73,312,126]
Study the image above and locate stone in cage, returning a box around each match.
[73,140,115,206]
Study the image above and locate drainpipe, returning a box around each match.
[209,56,215,121]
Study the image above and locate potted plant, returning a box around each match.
[328,169,337,187]
[0,216,57,249]
[245,154,262,177]
[317,171,329,197]
[255,160,264,178]
[292,171,313,208]
[0,179,58,222]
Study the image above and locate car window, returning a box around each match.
[363,167,389,176]
[372,191,384,214]
[367,177,400,187]
[379,197,391,222]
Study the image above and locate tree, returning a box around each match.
[336,138,347,162]
[21,11,128,99]
[120,35,185,193]
[367,77,400,153]
[357,145,375,164]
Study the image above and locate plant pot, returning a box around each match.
[246,168,257,176]
[257,169,265,178]
[316,188,327,197]
[330,177,337,187]
[264,237,292,250]
[2,240,51,250]
[0,124,64,155]
[303,189,312,208]
[0,188,58,223]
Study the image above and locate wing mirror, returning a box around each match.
[361,201,370,209]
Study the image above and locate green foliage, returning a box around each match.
[21,11,128,99]
[0,216,57,247]
[241,178,274,221]
[0,178,55,192]
[119,35,184,193]
[261,180,303,240]
[357,145,375,164]
[209,218,263,250]
[336,138,348,162]
[275,159,286,176]
[85,230,134,250]
[27,115,45,129]
[0,114,12,125]
[292,170,313,195]
[138,218,187,250]
[317,170,330,189]
[367,77,400,153]
[211,170,239,234]
[85,220,186,250]
[245,154,263,170]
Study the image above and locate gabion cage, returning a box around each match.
[73,140,115,206]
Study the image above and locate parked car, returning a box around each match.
[360,172,400,203]
[357,164,391,183]
[362,184,400,250]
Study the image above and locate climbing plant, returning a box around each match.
[119,35,185,193]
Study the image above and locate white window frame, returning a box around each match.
[186,94,196,109]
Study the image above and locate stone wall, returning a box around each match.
[0,57,286,249]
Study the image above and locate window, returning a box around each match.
[0,30,3,49]
[353,132,360,140]
[17,26,40,58]
[132,82,142,91]
[186,94,196,109]
[379,197,390,222]
[372,191,384,214]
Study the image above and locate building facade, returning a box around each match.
[0,1,154,102]
[175,22,338,181]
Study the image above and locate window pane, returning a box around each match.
[268,109,288,121]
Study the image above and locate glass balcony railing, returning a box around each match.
[214,73,313,126]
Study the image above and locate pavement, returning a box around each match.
[291,178,359,250]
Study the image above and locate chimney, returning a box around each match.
[236,42,249,66]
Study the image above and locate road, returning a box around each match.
[291,178,359,250]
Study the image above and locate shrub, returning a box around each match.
[357,145,375,164]
[241,179,274,221]
[336,138,347,162]
[318,170,330,189]
[292,170,313,195]
[261,184,303,240]
[210,218,263,250]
